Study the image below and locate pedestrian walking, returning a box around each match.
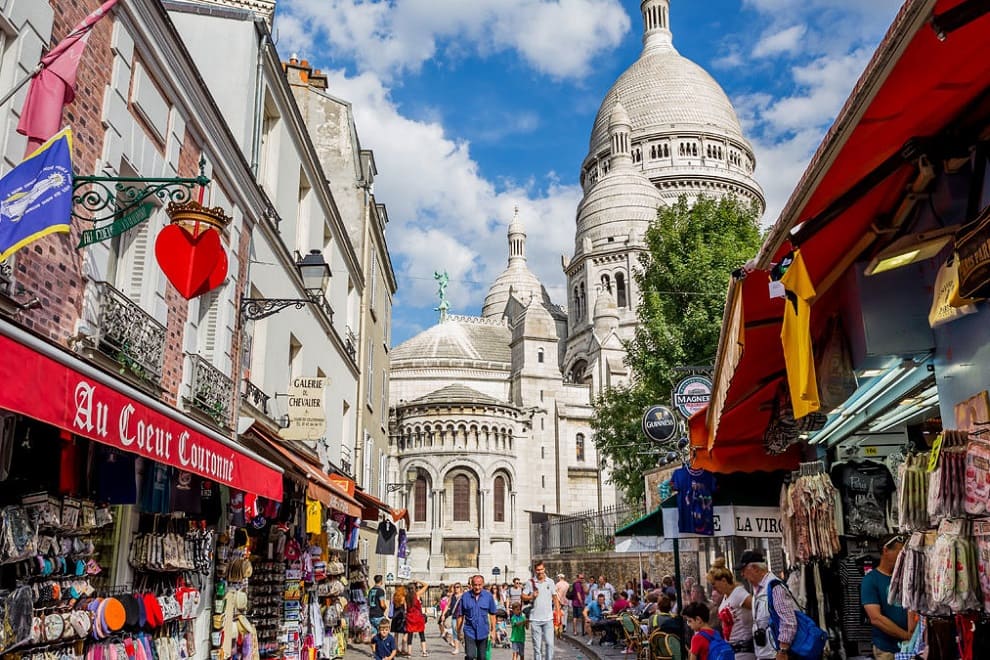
[456,575,498,660]
[553,574,568,637]
[405,581,430,657]
[568,574,587,635]
[510,602,527,660]
[522,560,560,660]
[369,575,389,633]
[392,586,409,656]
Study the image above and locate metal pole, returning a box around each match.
[0,64,42,109]
[673,538,685,660]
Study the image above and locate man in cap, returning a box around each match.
[861,535,913,660]
[554,573,569,637]
[739,550,797,660]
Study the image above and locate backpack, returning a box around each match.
[697,630,734,660]
[565,583,576,601]
[767,580,828,660]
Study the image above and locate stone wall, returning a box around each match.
[535,551,676,589]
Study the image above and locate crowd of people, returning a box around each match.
[367,548,851,660]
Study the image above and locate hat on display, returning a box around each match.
[735,549,766,570]
[102,597,126,632]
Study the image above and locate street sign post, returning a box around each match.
[642,405,677,443]
[492,567,501,576]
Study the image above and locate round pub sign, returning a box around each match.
[673,375,712,418]
[642,405,677,443]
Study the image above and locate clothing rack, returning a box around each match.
[799,460,825,476]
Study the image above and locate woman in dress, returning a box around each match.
[405,580,430,657]
[392,585,409,656]
[707,558,755,660]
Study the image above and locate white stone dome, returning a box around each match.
[575,164,662,253]
[588,49,744,157]
[482,210,553,319]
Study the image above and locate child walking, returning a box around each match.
[373,619,398,660]
[510,602,527,660]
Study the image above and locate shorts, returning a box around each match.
[511,642,525,656]
[572,606,584,619]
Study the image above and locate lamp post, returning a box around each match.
[240,250,333,320]
[386,468,419,493]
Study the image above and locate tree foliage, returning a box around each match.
[591,195,762,504]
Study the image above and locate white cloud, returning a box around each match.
[323,70,582,313]
[752,24,806,58]
[276,0,630,81]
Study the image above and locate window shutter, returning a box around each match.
[120,220,151,302]
[198,289,220,360]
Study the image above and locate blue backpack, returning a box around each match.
[767,580,828,660]
[697,630,734,660]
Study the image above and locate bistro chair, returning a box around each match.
[619,613,650,660]
[648,630,681,660]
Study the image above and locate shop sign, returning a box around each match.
[0,334,282,500]
[642,405,677,443]
[328,473,355,497]
[956,206,990,299]
[77,202,155,248]
[281,377,326,440]
[672,376,712,418]
[661,505,782,540]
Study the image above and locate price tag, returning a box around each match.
[928,433,943,472]
[862,446,878,457]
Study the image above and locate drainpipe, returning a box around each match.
[250,24,268,177]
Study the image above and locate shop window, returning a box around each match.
[453,474,470,521]
[493,476,506,522]
[414,476,427,522]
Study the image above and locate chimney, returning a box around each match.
[309,68,328,91]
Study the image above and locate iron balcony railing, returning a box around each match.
[241,378,271,416]
[90,281,165,385]
[345,326,357,362]
[530,503,645,556]
[188,353,234,427]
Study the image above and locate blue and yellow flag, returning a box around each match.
[0,128,73,262]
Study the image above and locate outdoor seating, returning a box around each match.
[647,630,681,660]
[619,613,650,660]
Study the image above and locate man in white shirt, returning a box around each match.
[554,573,569,637]
[522,561,560,660]
[588,575,615,608]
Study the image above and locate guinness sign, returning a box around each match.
[642,405,677,443]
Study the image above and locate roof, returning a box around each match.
[693,0,988,472]
[482,263,552,319]
[391,317,512,365]
[407,383,509,408]
[575,165,662,253]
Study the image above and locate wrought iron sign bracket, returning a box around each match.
[240,296,333,321]
[72,156,211,224]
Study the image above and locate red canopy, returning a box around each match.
[692,0,990,471]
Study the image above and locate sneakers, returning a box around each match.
[586,639,594,645]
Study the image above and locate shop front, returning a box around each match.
[686,2,990,657]
[0,320,284,660]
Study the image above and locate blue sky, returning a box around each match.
[274,0,902,345]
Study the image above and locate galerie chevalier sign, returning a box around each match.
[282,377,327,440]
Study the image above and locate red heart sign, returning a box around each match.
[154,224,228,300]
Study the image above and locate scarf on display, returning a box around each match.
[397,529,408,559]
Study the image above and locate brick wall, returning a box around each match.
[14,0,113,344]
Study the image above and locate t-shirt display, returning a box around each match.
[671,466,717,535]
[376,520,396,555]
[831,461,894,537]
[779,249,821,418]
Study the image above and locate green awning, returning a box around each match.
[615,506,664,537]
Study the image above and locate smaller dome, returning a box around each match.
[575,165,662,254]
[593,287,619,335]
[482,266,551,319]
[508,205,525,235]
[609,101,630,129]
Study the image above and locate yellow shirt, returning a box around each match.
[306,498,323,534]
[779,250,821,418]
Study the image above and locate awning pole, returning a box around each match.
[673,537,685,660]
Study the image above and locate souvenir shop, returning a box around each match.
[0,321,284,660]
[684,4,990,658]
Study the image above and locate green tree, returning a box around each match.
[592,195,762,504]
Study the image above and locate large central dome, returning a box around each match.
[587,50,745,155]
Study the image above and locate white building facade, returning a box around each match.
[387,0,765,582]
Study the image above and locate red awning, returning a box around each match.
[0,328,283,499]
[353,488,391,521]
[694,0,990,470]
[246,425,362,517]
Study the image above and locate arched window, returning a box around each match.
[576,433,586,462]
[579,283,586,320]
[601,274,611,293]
[616,272,627,308]
[413,476,427,522]
[537,347,545,363]
[453,475,470,521]
[493,476,506,522]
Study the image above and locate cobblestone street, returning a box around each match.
[341,628,610,660]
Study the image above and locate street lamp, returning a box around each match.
[240,250,333,320]
[386,468,419,492]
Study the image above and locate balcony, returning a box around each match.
[81,281,165,389]
[345,326,357,363]
[241,378,271,416]
[187,353,234,428]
